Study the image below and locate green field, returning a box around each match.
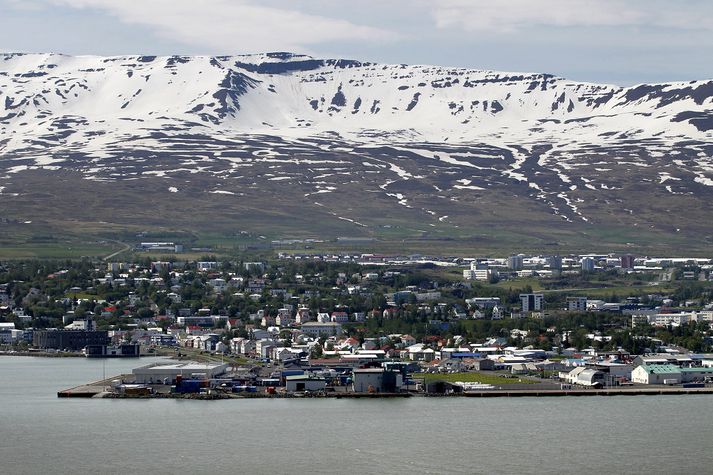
[417,372,536,385]
[547,284,675,298]
[0,241,120,259]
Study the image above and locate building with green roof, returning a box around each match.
[631,364,681,385]
[632,364,713,385]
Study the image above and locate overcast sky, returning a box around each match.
[1,0,712,85]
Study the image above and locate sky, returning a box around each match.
[1,0,712,85]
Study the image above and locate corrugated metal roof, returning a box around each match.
[640,364,681,374]
[681,367,713,373]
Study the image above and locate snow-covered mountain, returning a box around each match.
[1,52,712,249]
[2,52,712,146]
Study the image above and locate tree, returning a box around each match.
[571,328,589,350]
[310,344,323,359]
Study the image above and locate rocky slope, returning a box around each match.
[1,52,712,251]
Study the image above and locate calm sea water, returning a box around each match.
[1,356,712,475]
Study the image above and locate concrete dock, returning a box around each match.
[57,375,131,398]
[57,385,106,398]
[58,375,713,399]
[460,387,713,397]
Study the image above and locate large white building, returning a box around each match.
[562,367,606,387]
[132,362,228,384]
[631,364,713,385]
[300,322,342,336]
[631,364,681,385]
[463,269,492,281]
[631,311,713,328]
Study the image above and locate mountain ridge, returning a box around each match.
[0,52,712,253]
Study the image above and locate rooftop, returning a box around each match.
[681,367,713,373]
[135,361,227,372]
[639,364,681,374]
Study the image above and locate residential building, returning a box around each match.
[295,308,312,324]
[465,297,501,309]
[581,257,595,272]
[300,322,342,337]
[243,262,266,272]
[507,255,524,271]
[567,297,588,312]
[331,311,349,323]
[620,255,635,269]
[491,306,503,320]
[520,293,544,312]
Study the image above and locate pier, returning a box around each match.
[57,375,130,398]
[58,373,713,399]
[460,387,713,397]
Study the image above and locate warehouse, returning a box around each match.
[132,362,228,384]
[285,375,327,392]
[631,364,681,385]
[352,368,403,393]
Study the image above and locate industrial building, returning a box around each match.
[285,375,327,392]
[352,368,403,393]
[132,362,228,384]
[560,367,606,387]
[631,364,713,385]
[33,329,109,351]
[84,344,141,358]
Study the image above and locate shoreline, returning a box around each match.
[59,388,713,399]
[1,350,85,358]
[0,351,169,359]
[57,373,713,399]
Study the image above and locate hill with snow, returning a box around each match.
[1,52,712,252]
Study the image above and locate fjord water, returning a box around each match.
[2,357,712,474]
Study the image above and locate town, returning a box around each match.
[2,251,713,397]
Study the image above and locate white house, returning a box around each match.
[330,311,349,323]
[255,339,276,358]
[273,347,304,362]
[491,306,503,320]
[295,308,311,324]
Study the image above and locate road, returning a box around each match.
[540,283,660,294]
[103,240,131,261]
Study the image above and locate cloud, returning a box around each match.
[44,0,397,53]
[3,0,46,11]
[429,0,713,33]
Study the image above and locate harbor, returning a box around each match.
[57,359,713,399]
[6,355,713,475]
